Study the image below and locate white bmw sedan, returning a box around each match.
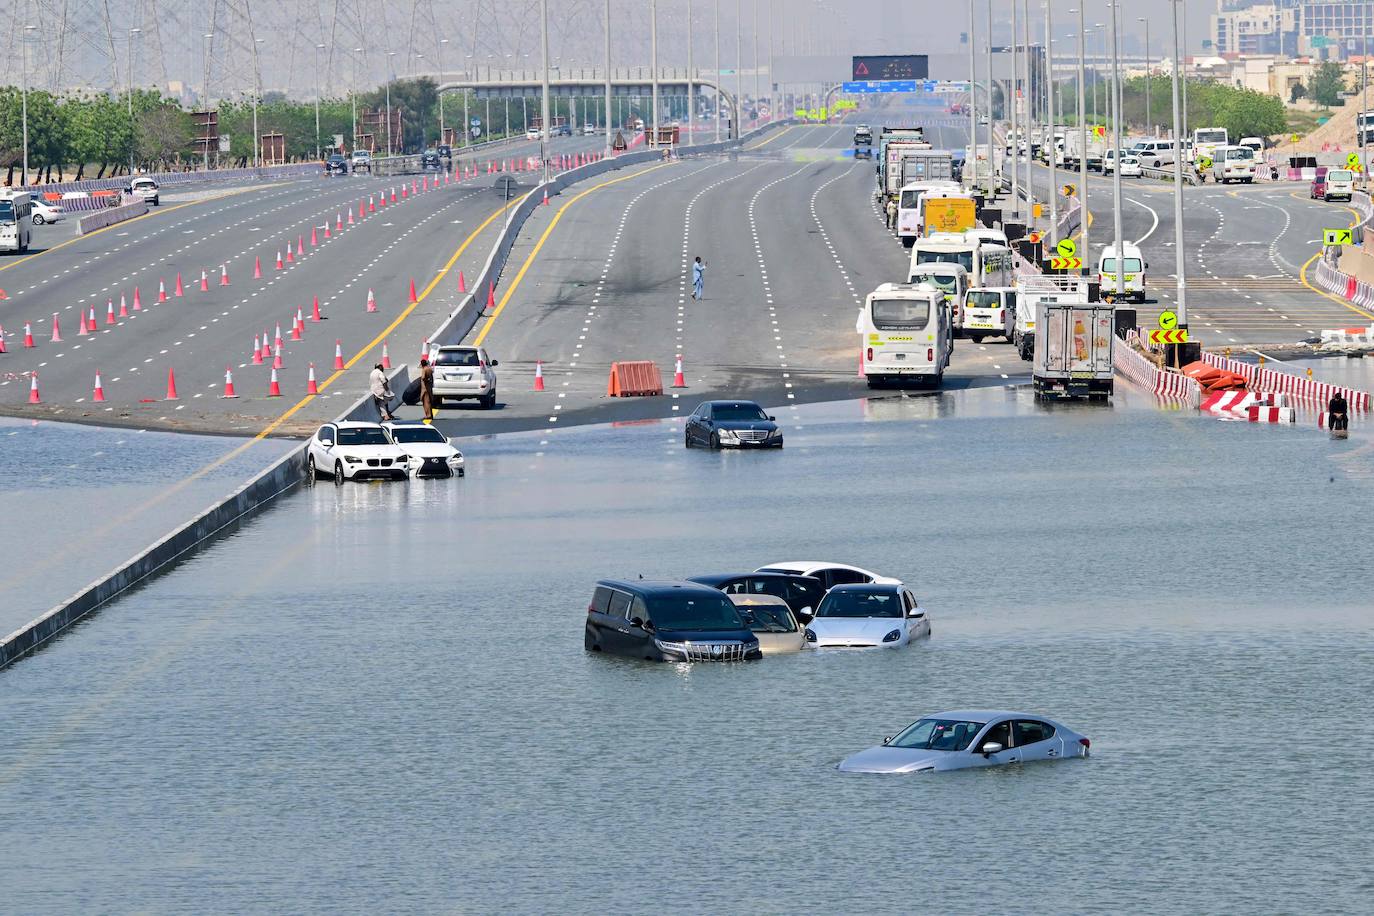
[838,711,1091,773]
[382,421,466,478]
[307,421,410,484]
[803,583,929,648]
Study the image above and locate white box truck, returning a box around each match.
[1012,274,1090,362]
[1032,302,1116,400]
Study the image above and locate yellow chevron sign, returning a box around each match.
[1149,329,1190,344]
[1050,256,1082,270]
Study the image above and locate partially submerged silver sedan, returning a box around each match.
[838,711,1090,773]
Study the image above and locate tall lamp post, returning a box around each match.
[315,43,325,159]
[438,38,450,146]
[202,32,213,170]
[386,50,397,154]
[650,0,660,143]
[1108,0,1125,298]
[604,0,613,153]
[1010,0,1020,220]
[352,47,362,153]
[21,24,35,187]
[1073,7,1089,273]
[968,0,978,191]
[540,0,550,179]
[1045,4,1056,243]
[714,0,721,142]
[128,27,142,176]
[1137,16,1151,136]
[1169,0,1188,330]
[251,37,264,168]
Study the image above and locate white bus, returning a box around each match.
[859,282,952,388]
[895,180,962,246]
[910,236,1012,290]
[1192,127,1229,164]
[906,261,971,330]
[0,191,33,253]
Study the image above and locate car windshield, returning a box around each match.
[712,403,767,421]
[0,202,14,222]
[435,349,480,367]
[916,249,974,273]
[738,604,797,633]
[1225,148,1253,161]
[816,590,903,619]
[889,718,987,751]
[1196,130,1227,144]
[965,291,1003,309]
[336,427,390,446]
[1329,169,1354,182]
[870,298,930,330]
[649,593,744,631]
[389,426,446,444]
[1101,257,1143,274]
[911,272,958,294]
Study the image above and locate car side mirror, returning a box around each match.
[882,736,893,746]
[319,438,334,448]
[630,617,644,629]
[980,742,1003,757]
[491,359,499,367]
[767,415,776,421]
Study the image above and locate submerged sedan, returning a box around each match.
[838,711,1091,773]
[804,583,929,648]
[684,400,783,449]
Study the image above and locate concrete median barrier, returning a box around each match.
[77,200,149,235]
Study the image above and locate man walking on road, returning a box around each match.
[885,197,897,232]
[369,363,395,421]
[418,357,435,423]
[692,256,706,300]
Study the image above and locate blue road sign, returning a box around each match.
[842,80,919,93]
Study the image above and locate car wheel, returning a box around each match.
[970,333,985,344]
[334,461,345,485]
[685,429,693,448]
[709,432,720,449]
[32,214,44,225]
[307,455,318,481]
[481,389,496,409]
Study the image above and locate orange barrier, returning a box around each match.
[607,361,664,397]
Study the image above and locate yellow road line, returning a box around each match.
[1297,203,1374,321]
[0,184,276,274]
[743,125,797,151]
[472,162,675,348]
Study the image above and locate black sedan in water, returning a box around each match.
[684,400,783,449]
[324,154,348,175]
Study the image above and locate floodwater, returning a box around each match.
[2,383,1373,913]
[0,417,293,636]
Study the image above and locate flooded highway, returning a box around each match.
[2,385,1372,912]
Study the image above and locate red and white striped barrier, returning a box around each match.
[1200,351,1371,410]
[1247,405,1295,423]
[1114,342,1202,406]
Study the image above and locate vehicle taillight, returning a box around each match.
[999,309,1006,324]
[866,347,873,362]
[588,604,596,614]
[927,348,933,362]
[1079,737,1091,749]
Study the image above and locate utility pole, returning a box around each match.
[1169,0,1187,326]
[968,0,978,190]
[736,0,743,135]
[687,0,695,145]
[1022,0,1032,214]
[985,0,994,191]
[604,0,613,154]
[1076,5,1089,274]
[128,28,141,176]
[21,24,32,186]
[202,32,212,170]
[1138,16,1151,136]
[715,0,722,142]
[315,43,325,159]
[1108,0,1125,298]
[651,0,660,144]
[438,38,449,147]
[753,0,759,125]
[1010,0,1020,220]
[540,0,550,178]
[1045,0,1056,243]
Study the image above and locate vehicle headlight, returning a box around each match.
[718,428,739,440]
[344,456,362,463]
[882,629,902,643]
[447,454,463,465]
[653,638,687,656]
[804,628,816,643]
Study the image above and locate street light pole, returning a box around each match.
[128,28,141,176]
[715,0,722,142]
[352,48,362,153]
[1108,0,1125,297]
[687,0,695,145]
[985,0,994,188]
[753,0,760,125]
[540,0,551,178]
[386,50,396,155]
[605,0,613,153]
[968,0,978,190]
[1075,6,1089,273]
[736,0,743,136]
[439,38,449,146]
[252,36,264,168]
[1010,0,1020,220]
[1045,1,1056,243]
[1169,0,1187,327]
[1138,16,1151,136]
[651,0,660,144]
[21,25,34,187]
[203,32,213,170]
[315,43,325,159]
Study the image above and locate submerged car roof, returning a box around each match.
[927,710,1062,724]
[597,579,725,598]
[688,572,820,585]
[827,582,901,594]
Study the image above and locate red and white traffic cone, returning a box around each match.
[542,187,550,205]
[408,278,418,304]
[87,307,98,331]
[0,325,6,354]
[291,308,304,340]
[199,271,209,292]
[174,273,184,297]
[358,201,366,219]
[672,354,686,388]
[253,256,263,279]
[222,366,238,398]
[310,226,318,246]
[457,270,467,293]
[267,367,282,397]
[285,245,294,264]
[23,322,34,348]
[78,311,89,336]
[133,286,143,310]
[106,299,116,325]
[347,209,355,226]
[118,294,128,318]
[311,295,322,322]
[272,343,284,370]
[486,281,496,311]
[220,264,230,286]
[165,367,179,400]
[251,334,264,365]
[381,341,392,369]
[275,250,285,269]
[306,362,319,394]
[296,236,305,258]
[420,338,430,363]
[27,372,40,404]
[274,323,284,351]
[390,188,396,203]
[92,371,106,402]
[50,312,62,343]
[333,340,345,370]
[366,289,377,313]
[534,360,546,391]
[158,279,168,302]
[324,222,332,239]
[368,196,375,213]
[336,212,343,230]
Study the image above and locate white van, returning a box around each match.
[1324,168,1356,201]
[1132,140,1174,169]
[911,237,1011,292]
[1212,145,1257,184]
[859,282,952,388]
[1239,137,1264,155]
[895,180,961,246]
[1098,242,1147,303]
[907,262,970,330]
[962,287,1017,342]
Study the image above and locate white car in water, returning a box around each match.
[803,583,929,648]
[754,561,900,590]
[382,420,466,478]
[837,711,1091,773]
[307,421,410,483]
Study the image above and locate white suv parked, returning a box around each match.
[431,345,499,408]
[307,421,410,483]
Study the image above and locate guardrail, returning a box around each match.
[425,120,794,351]
[1140,164,1200,186]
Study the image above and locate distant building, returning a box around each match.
[1211,4,1299,56]
[1210,0,1374,59]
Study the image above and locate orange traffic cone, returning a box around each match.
[306,363,319,394]
[78,311,89,336]
[457,270,467,293]
[285,245,294,264]
[106,299,116,325]
[333,340,345,370]
[119,295,128,318]
[366,289,377,313]
[50,312,62,342]
[27,372,39,403]
[276,250,285,269]
[267,367,282,397]
[311,295,322,322]
[534,360,546,391]
[673,354,686,388]
[348,209,355,226]
[408,278,418,304]
[381,341,392,369]
[87,307,98,332]
[0,325,6,353]
[222,367,238,398]
[23,322,34,348]
[359,201,366,219]
[368,196,376,213]
[542,187,549,205]
[174,273,184,297]
[220,265,230,286]
[291,308,303,340]
[254,256,263,279]
[165,367,179,400]
[296,236,304,257]
[486,281,496,311]
[133,286,142,310]
[324,222,332,239]
[158,279,168,302]
[273,343,283,370]
[336,212,343,230]
[92,371,106,402]
[310,226,318,246]
[199,271,209,292]
[420,339,430,363]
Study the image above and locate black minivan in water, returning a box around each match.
[585,580,763,662]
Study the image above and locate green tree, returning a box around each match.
[64,94,134,179]
[1309,61,1346,108]
[1290,82,1306,104]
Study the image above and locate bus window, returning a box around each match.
[915,249,974,272]
[966,290,1003,309]
[871,298,931,330]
